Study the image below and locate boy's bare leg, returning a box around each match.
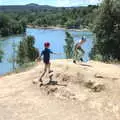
[47,63,53,82]
[73,48,77,64]
[48,63,53,73]
[78,48,84,62]
[39,64,47,82]
[48,63,51,73]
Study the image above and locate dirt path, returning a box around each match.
[0,60,120,120]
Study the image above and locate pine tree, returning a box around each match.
[17,36,39,66]
[64,32,74,59]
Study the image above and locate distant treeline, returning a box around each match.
[0,4,98,37]
[0,14,26,37]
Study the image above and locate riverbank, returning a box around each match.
[0,59,120,120]
[27,25,89,32]
[0,62,37,77]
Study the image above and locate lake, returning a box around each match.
[0,28,93,75]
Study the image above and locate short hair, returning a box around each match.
[81,36,86,41]
[44,42,50,47]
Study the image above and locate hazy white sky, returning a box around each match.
[0,0,101,6]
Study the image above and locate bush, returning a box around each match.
[17,35,39,66]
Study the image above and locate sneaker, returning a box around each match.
[49,70,53,73]
[39,78,43,82]
[39,82,43,87]
[73,60,76,64]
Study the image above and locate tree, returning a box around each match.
[8,39,17,71]
[25,36,39,61]
[0,5,97,35]
[90,0,120,61]
[65,19,76,29]
[16,40,26,65]
[64,32,74,59]
[0,49,4,62]
[17,36,39,66]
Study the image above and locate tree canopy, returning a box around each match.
[90,0,120,61]
[0,5,97,37]
[16,36,39,66]
[0,13,26,37]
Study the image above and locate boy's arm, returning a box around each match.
[52,52,62,55]
[79,39,86,45]
[39,51,44,60]
[50,50,62,55]
[50,51,62,55]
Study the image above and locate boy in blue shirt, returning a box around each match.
[39,42,55,83]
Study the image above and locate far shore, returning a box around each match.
[27,25,89,32]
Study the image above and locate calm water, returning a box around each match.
[0,28,93,75]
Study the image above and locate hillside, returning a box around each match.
[0,4,56,12]
[0,4,92,12]
[0,59,120,120]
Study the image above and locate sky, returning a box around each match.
[0,0,101,7]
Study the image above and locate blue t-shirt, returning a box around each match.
[41,48,53,63]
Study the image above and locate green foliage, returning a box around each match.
[0,5,98,33]
[91,54,103,61]
[64,32,74,59]
[17,36,39,66]
[0,49,4,62]
[64,19,80,29]
[90,0,120,61]
[0,13,26,37]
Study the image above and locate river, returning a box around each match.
[0,28,93,75]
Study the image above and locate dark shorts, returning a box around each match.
[43,60,50,64]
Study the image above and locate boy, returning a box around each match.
[39,42,56,83]
[73,36,86,63]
